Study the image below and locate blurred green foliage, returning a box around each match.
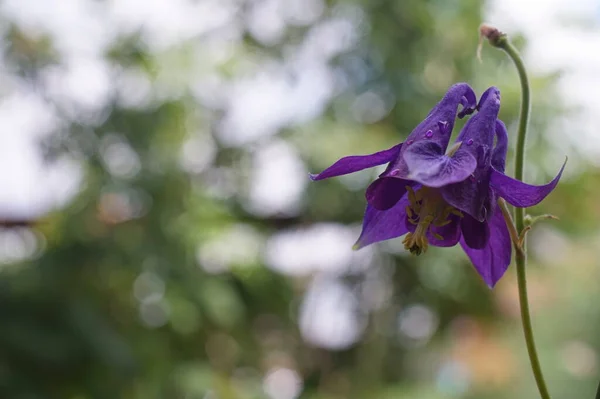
[0,1,597,399]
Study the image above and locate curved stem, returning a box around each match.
[515,249,551,399]
[489,34,552,399]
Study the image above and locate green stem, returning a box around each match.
[487,31,552,399]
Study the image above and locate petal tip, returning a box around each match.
[352,240,366,250]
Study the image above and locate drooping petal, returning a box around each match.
[427,215,462,247]
[460,207,511,288]
[365,177,413,210]
[460,213,490,249]
[383,83,477,181]
[492,119,508,172]
[441,160,496,223]
[404,204,461,248]
[440,87,501,221]
[354,195,411,249]
[309,143,402,181]
[402,141,477,187]
[407,83,478,151]
[490,159,566,208]
[454,86,500,158]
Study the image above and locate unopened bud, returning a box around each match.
[479,23,503,42]
[477,23,507,62]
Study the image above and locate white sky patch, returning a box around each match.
[265,223,375,276]
[246,0,326,46]
[0,0,238,56]
[41,56,113,122]
[218,13,358,146]
[108,0,238,50]
[246,140,307,217]
[1,0,113,58]
[217,63,334,146]
[247,0,288,45]
[0,90,81,217]
[299,277,366,349]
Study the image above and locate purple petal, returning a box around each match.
[439,87,501,221]
[460,213,490,249]
[310,143,402,181]
[403,141,477,187]
[354,195,411,249]
[389,83,477,180]
[404,207,461,248]
[454,87,500,159]
[490,159,566,208]
[492,120,508,172]
[460,207,511,288]
[427,215,461,247]
[366,177,412,210]
[441,170,496,223]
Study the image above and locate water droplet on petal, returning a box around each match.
[425,130,433,138]
[407,140,414,145]
[389,169,400,176]
[466,139,474,146]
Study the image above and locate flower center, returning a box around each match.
[402,186,463,255]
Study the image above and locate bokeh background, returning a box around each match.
[0,0,599,398]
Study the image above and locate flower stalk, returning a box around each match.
[481,24,552,399]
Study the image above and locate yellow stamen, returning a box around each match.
[434,219,452,227]
[403,186,464,255]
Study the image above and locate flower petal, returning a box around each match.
[354,195,411,249]
[310,143,402,181]
[492,119,508,172]
[365,177,412,210]
[460,213,490,249]
[386,83,477,180]
[460,207,511,288]
[441,165,496,223]
[427,215,461,247]
[440,87,501,221]
[454,87,500,158]
[490,159,566,208]
[404,202,460,248]
[409,83,478,149]
[403,141,477,187]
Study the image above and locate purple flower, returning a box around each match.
[311,83,565,287]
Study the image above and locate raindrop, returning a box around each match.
[425,130,433,138]
[466,139,474,146]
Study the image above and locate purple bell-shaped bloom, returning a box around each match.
[311,84,565,287]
